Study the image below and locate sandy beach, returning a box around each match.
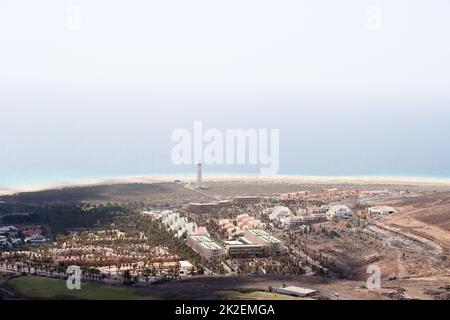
[2,174,450,196]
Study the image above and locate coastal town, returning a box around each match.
[3,166,444,300]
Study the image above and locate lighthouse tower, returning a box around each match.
[196,162,203,189]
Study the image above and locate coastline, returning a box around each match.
[2,174,450,196]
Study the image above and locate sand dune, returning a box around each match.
[1,174,450,196]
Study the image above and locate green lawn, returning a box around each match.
[215,290,308,300]
[8,276,154,300]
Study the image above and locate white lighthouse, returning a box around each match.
[196,162,204,189]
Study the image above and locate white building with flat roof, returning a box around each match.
[326,205,352,220]
[187,234,225,260]
[224,239,264,257]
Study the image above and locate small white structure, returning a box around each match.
[268,206,293,221]
[244,229,284,253]
[326,205,352,220]
[368,206,397,215]
[276,286,318,297]
[179,260,194,275]
[0,226,19,236]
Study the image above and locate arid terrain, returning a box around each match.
[1,177,449,300]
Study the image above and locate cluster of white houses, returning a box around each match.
[326,205,353,219]
[159,210,209,238]
[367,206,397,215]
[265,205,353,229]
[225,229,284,258]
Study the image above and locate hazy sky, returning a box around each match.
[1,0,450,187]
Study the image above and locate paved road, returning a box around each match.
[174,182,220,201]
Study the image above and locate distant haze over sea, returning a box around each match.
[1,1,449,188]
